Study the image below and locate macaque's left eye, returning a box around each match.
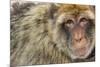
[80,18,88,27]
[64,20,74,28]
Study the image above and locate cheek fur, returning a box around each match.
[86,23,95,39]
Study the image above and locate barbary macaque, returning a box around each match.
[10,1,95,66]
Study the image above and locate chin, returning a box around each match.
[67,43,94,60]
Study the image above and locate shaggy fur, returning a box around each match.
[11,4,70,66]
[10,2,95,66]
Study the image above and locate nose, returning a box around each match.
[73,27,85,42]
[74,32,83,42]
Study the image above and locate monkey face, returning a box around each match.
[52,5,95,60]
[64,16,95,59]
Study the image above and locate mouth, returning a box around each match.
[69,42,91,59]
[67,38,94,59]
[71,39,91,58]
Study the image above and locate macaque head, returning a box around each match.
[51,4,95,60]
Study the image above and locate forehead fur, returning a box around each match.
[58,4,90,14]
[57,4,94,19]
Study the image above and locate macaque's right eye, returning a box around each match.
[64,20,74,29]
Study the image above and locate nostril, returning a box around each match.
[75,38,82,42]
[79,38,82,41]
